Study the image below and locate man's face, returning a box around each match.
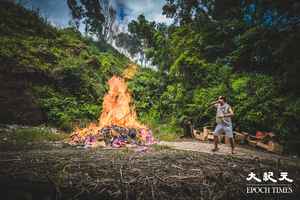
[218,97,224,104]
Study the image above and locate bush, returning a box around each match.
[230,74,277,132]
[32,86,101,131]
[128,69,163,120]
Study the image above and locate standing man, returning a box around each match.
[210,96,235,154]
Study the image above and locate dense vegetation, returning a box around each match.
[0,2,129,131]
[119,0,300,153]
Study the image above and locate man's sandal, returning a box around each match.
[211,148,219,152]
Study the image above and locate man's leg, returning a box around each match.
[212,124,222,151]
[224,126,235,154]
[213,135,219,150]
[229,138,235,154]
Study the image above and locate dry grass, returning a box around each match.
[0,145,299,200]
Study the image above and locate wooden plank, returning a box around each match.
[234,131,248,144]
[207,134,214,141]
[256,141,269,150]
[267,141,283,154]
[193,130,205,141]
[247,139,257,147]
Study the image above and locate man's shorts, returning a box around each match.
[213,124,233,138]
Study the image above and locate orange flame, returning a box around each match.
[70,66,146,144]
[98,75,145,129]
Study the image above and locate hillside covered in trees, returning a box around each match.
[0,1,129,131]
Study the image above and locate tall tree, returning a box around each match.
[126,15,156,66]
[115,32,141,58]
[67,0,116,41]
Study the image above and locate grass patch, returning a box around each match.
[139,115,182,142]
[155,132,179,141]
[150,124,182,141]
[11,127,68,144]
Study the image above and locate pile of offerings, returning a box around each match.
[101,125,155,148]
[70,125,156,148]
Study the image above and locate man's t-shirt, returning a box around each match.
[216,103,232,127]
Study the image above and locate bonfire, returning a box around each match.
[69,68,155,148]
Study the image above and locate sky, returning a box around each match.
[25,0,172,29]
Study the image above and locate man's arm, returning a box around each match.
[209,100,219,108]
[224,106,234,117]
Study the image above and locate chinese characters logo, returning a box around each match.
[246,171,293,194]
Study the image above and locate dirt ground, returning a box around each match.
[159,140,299,162]
[0,140,299,200]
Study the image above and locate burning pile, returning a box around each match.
[69,75,155,148]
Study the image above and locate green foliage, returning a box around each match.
[32,86,101,131]
[128,68,181,141]
[229,75,273,131]
[160,83,187,122]
[152,124,181,141]
[229,74,300,146]
[128,69,163,120]
[0,2,57,38]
